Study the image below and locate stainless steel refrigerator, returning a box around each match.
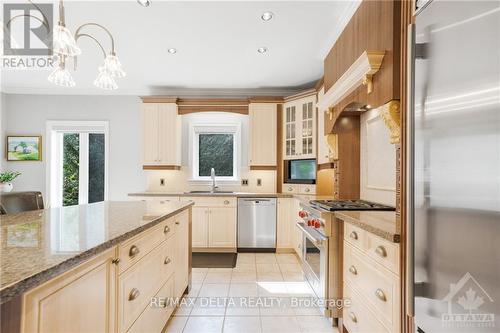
[409,0,500,332]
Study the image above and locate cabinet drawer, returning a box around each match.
[343,282,390,333]
[118,218,175,274]
[343,243,399,330]
[299,184,316,194]
[282,183,299,194]
[119,238,175,332]
[344,223,366,250]
[365,232,399,274]
[190,196,236,207]
[127,276,175,333]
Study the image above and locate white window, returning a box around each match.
[190,123,240,182]
[46,121,109,207]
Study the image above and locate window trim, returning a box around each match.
[46,121,109,207]
[189,123,241,184]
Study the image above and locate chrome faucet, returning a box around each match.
[210,168,218,192]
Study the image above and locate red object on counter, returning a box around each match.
[299,211,308,218]
[314,220,321,228]
[307,219,313,226]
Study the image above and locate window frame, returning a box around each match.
[189,123,241,184]
[46,121,109,207]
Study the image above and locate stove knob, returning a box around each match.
[314,220,321,228]
[298,211,308,218]
[307,219,314,227]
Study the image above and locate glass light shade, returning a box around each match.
[103,54,126,78]
[47,64,75,87]
[94,67,118,90]
[53,24,81,56]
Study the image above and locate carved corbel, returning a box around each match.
[380,100,401,144]
[326,133,339,161]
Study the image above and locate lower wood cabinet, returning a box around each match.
[208,207,237,248]
[174,210,190,298]
[192,207,209,247]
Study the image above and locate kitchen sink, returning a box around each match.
[185,190,235,194]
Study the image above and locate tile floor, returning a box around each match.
[165,253,339,333]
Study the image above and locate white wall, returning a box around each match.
[3,94,146,201]
[360,107,396,206]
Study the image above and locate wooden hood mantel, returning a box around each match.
[318,50,385,116]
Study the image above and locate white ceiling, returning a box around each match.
[1,1,360,96]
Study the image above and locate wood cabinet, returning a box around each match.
[277,198,293,249]
[291,198,303,259]
[283,95,317,160]
[249,103,277,166]
[22,248,117,333]
[142,103,181,167]
[281,183,316,195]
[317,87,331,165]
[174,210,190,298]
[191,197,237,251]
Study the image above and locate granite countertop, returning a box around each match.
[128,191,294,198]
[0,200,193,304]
[335,211,400,243]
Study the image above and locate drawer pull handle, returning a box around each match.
[224,200,230,205]
[111,258,120,265]
[349,231,358,240]
[129,245,140,258]
[175,221,180,225]
[375,288,387,302]
[164,257,171,265]
[305,188,310,192]
[375,246,387,258]
[288,187,293,191]
[128,288,140,301]
[164,226,171,234]
[348,265,357,275]
[349,312,357,323]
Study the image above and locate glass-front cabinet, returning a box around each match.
[283,94,316,160]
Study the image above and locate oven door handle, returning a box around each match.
[296,222,328,244]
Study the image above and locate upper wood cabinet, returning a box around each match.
[283,95,316,160]
[249,103,277,166]
[317,87,331,165]
[142,103,181,167]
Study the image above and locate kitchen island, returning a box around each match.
[0,200,193,333]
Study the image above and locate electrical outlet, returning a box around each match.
[160,178,165,186]
[241,179,249,186]
[257,179,262,186]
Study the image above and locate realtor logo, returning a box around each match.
[442,272,495,329]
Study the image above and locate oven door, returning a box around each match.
[296,222,328,300]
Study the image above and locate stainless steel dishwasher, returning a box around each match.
[237,198,277,251]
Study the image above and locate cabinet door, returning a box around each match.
[299,96,316,159]
[158,103,181,166]
[283,103,297,160]
[22,248,117,333]
[249,103,277,166]
[291,199,303,259]
[208,207,236,248]
[142,103,159,164]
[174,210,190,297]
[277,198,292,249]
[192,207,208,247]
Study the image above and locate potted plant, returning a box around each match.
[0,171,21,192]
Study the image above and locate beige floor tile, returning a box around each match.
[259,297,295,316]
[278,263,302,273]
[192,267,209,273]
[198,283,230,297]
[183,316,224,333]
[187,283,202,297]
[190,297,227,316]
[231,271,257,283]
[257,272,283,282]
[296,315,338,332]
[208,267,233,272]
[255,253,277,264]
[204,271,232,283]
[233,263,256,272]
[223,316,262,333]
[192,271,207,283]
[256,263,281,273]
[256,282,288,297]
[282,272,306,282]
[293,303,324,316]
[225,297,261,316]
[237,253,256,264]
[261,316,301,333]
[276,254,298,264]
[285,282,315,297]
[164,315,188,332]
[229,283,259,297]
[172,297,195,316]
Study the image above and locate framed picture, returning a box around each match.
[6,136,42,161]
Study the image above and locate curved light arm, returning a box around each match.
[6,14,50,31]
[73,33,107,70]
[75,22,115,54]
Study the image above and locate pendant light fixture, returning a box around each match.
[47,56,75,87]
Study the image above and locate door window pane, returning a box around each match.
[198,134,234,177]
[89,133,105,203]
[63,133,80,207]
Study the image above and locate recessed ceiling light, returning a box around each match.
[167,48,177,54]
[261,12,274,21]
[137,0,151,7]
[257,47,268,54]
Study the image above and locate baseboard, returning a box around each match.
[276,248,295,254]
[193,247,236,253]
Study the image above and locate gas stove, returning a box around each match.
[309,199,395,212]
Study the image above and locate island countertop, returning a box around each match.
[335,210,400,243]
[0,200,193,304]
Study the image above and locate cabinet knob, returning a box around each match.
[348,265,357,275]
[349,312,357,323]
[349,231,358,240]
[128,288,140,301]
[164,256,171,265]
[129,245,140,258]
[375,288,387,302]
[175,221,180,225]
[224,200,230,205]
[305,188,310,192]
[111,258,120,265]
[164,226,171,234]
[375,245,387,258]
[288,187,293,191]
